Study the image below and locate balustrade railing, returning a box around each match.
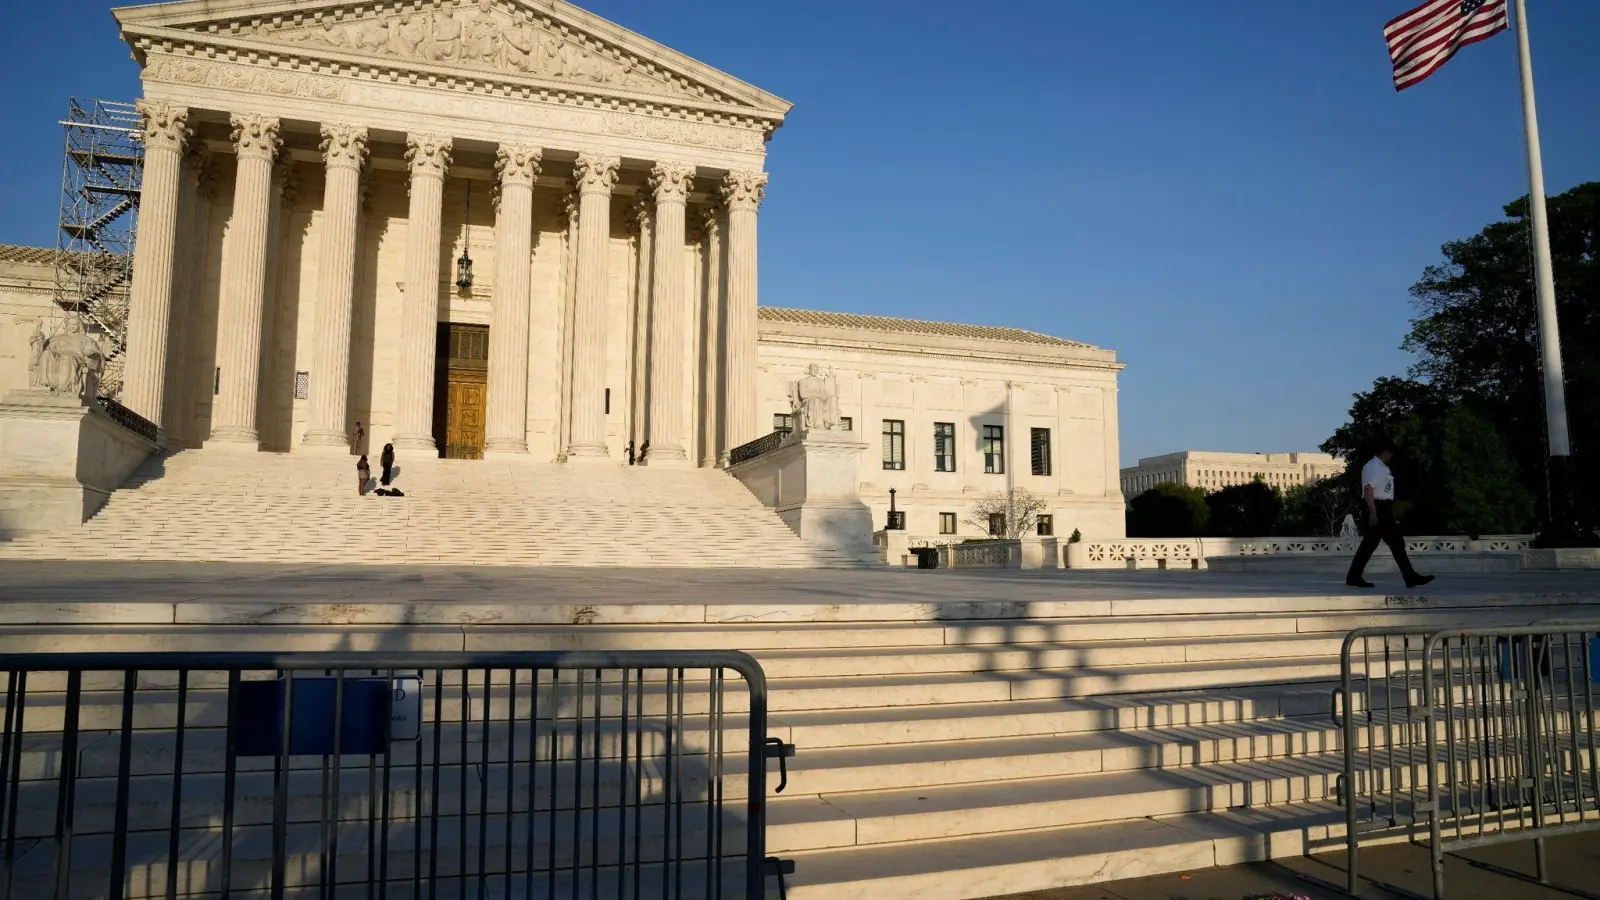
[97,394,158,443]
[728,430,785,466]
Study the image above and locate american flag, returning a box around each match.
[1385,0,1509,91]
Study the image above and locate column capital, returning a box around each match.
[721,170,768,212]
[274,154,300,208]
[699,203,722,238]
[136,99,190,153]
[495,143,543,188]
[320,123,370,171]
[229,112,282,162]
[405,133,453,180]
[649,161,697,205]
[184,143,218,200]
[572,153,620,196]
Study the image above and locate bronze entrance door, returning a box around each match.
[433,323,488,459]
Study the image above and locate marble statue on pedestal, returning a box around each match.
[788,364,840,432]
[27,318,105,402]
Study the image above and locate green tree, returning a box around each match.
[1280,477,1358,536]
[1126,483,1209,537]
[1205,477,1282,538]
[1437,404,1536,535]
[1324,182,1600,534]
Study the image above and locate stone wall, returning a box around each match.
[757,318,1127,539]
[0,248,59,398]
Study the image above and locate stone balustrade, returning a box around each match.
[1063,535,1533,569]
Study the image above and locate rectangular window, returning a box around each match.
[939,512,957,535]
[1030,428,1052,476]
[987,512,1006,537]
[840,416,853,432]
[1036,514,1054,536]
[773,414,793,436]
[294,371,310,400]
[604,388,611,415]
[982,425,1005,474]
[214,367,221,396]
[882,419,905,470]
[934,422,956,472]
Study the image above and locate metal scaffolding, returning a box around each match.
[54,98,143,400]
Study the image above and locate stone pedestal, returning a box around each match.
[730,428,874,555]
[1019,537,1060,570]
[875,528,913,567]
[0,391,158,536]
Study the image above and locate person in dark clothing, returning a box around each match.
[377,443,397,496]
[1346,439,1434,589]
[637,440,650,464]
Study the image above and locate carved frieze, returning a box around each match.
[222,0,724,104]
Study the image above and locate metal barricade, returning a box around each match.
[0,650,794,900]
[1337,623,1600,898]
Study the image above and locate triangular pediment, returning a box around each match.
[114,0,792,120]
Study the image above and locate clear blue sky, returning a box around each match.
[2,1,1596,465]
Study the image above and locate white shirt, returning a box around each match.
[1362,456,1395,501]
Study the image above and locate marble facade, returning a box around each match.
[0,0,1127,538]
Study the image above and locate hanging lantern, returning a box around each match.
[456,180,474,291]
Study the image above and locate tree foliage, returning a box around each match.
[1126,483,1209,537]
[1205,477,1282,538]
[1323,182,1599,534]
[1280,476,1359,537]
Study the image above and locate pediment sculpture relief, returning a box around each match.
[262,0,703,101]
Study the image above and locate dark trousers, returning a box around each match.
[1347,500,1419,581]
[381,463,393,486]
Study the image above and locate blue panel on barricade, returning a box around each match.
[1497,636,1600,683]
[235,677,391,757]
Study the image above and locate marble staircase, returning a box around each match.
[2,589,1596,899]
[0,448,863,567]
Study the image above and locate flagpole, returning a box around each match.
[1513,0,1581,545]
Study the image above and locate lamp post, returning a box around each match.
[887,487,904,531]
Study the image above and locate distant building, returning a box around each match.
[1121,450,1344,496]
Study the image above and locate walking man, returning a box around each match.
[1346,439,1434,589]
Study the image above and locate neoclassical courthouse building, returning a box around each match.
[0,0,1126,547]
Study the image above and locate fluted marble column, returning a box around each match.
[644,161,696,465]
[565,153,619,460]
[484,143,542,455]
[699,204,724,466]
[720,170,767,451]
[392,134,453,452]
[122,100,189,438]
[207,113,281,447]
[629,198,653,445]
[163,143,212,447]
[301,124,369,452]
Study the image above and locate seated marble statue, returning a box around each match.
[29,317,106,401]
[788,364,840,433]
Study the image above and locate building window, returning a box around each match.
[987,512,1006,537]
[882,419,905,470]
[773,414,793,436]
[294,371,310,400]
[1036,514,1054,536]
[840,416,853,432]
[982,425,1005,474]
[934,422,956,472]
[1030,428,1052,476]
[939,512,957,534]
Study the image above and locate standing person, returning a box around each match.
[350,420,365,455]
[1346,439,1434,589]
[378,443,396,496]
[356,455,371,496]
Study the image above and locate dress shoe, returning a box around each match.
[1406,574,1435,589]
[1346,577,1375,589]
